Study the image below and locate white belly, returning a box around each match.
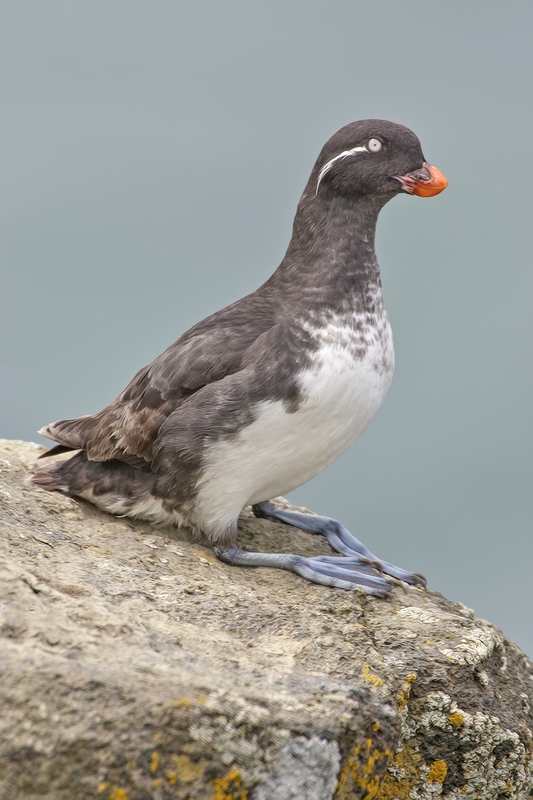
[194,318,394,539]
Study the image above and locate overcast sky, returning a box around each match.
[2,1,532,656]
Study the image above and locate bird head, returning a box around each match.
[313,119,447,201]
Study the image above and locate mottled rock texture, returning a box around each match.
[0,439,532,800]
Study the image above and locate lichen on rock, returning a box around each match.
[0,439,532,799]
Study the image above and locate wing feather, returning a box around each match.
[40,291,276,466]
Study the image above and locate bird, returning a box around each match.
[32,119,447,596]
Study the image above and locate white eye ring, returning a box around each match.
[367,137,382,153]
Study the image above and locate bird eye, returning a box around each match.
[367,138,382,153]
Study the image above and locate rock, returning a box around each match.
[0,438,531,800]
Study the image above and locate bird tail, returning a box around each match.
[31,451,180,526]
[31,451,158,519]
[37,415,95,458]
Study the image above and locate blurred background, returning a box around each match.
[2,1,532,655]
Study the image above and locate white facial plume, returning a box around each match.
[315,138,383,195]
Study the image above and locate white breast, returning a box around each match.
[193,312,395,540]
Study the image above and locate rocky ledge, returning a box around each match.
[0,439,532,799]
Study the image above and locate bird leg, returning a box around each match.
[214,500,425,595]
[232,502,426,595]
[214,544,394,595]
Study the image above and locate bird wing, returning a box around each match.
[39,292,276,468]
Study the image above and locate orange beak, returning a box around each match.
[395,162,448,197]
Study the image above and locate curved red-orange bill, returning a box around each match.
[395,162,448,197]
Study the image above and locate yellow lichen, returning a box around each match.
[362,665,385,687]
[212,768,248,800]
[336,740,393,799]
[372,721,381,732]
[171,754,207,783]
[172,697,191,707]
[166,770,177,785]
[395,673,417,710]
[428,759,447,784]
[448,712,464,728]
[396,691,408,710]
[97,783,110,793]
[109,789,129,800]
[375,745,422,800]
[152,778,162,788]
[150,751,159,773]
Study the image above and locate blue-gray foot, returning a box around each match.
[214,545,394,595]
[246,500,426,591]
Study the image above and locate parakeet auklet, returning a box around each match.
[32,119,447,596]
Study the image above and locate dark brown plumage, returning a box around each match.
[33,119,446,594]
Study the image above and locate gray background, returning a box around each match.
[2,2,532,655]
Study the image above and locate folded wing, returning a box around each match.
[39,292,276,468]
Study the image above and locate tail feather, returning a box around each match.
[31,451,93,495]
[39,416,94,450]
[31,461,72,493]
[32,450,151,496]
[38,443,76,459]
[31,451,179,526]
[37,408,154,469]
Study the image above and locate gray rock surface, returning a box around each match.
[0,438,532,800]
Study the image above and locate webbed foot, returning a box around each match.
[215,546,393,595]
[251,501,426,590]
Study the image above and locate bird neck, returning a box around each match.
[268,192,388,308]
